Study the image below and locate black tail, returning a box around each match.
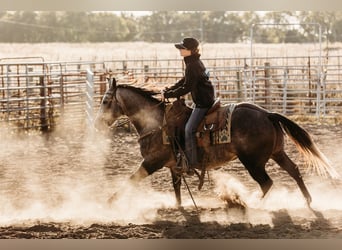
[268,112,339,179]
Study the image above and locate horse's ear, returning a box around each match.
[107,77,117,89]
[112,78,117,88]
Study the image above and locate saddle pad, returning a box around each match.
[210,103,235,144]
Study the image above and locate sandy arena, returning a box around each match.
[0,117,341,238]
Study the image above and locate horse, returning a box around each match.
[95,77,338,208]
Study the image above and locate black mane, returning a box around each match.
[117,84,162,104]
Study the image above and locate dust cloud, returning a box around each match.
[0,120,341,232]
[0,120,176,227]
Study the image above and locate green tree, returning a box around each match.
[331,18,342,42]
[2,11,342,43]
[37,12,59,42]
[240,11,262,42]
[138,11,180,42]
[298,11,339,43]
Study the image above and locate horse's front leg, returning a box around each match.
[129,164,150,182]
[107,163,149,205]
[107,157,165,205]
[170,168,182,207]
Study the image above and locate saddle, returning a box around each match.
[163,98,235,148]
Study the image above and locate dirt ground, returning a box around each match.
[0,120,341,239]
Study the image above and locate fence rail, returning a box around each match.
[1,55,341,131]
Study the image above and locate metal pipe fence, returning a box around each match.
[1,55,341,131]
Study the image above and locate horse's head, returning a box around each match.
[95,79,166,133]
[95,77,124,130]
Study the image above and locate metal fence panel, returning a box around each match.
[1,56,341,131]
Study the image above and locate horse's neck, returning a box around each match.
[127,102,163,135]
[130,109,161,134]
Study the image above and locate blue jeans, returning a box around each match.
[185,107,209,166]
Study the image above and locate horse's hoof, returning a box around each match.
[220,193,247,212]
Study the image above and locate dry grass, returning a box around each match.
[288,114,342,125]
[0,42,339,62]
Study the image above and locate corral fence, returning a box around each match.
[1,55,342,131]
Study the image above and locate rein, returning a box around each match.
[138,127,161,143]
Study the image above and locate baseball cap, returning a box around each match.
[174,37,199,50]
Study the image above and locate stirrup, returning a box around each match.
[174,153,193,175]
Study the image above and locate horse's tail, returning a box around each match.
[268,112,340,179]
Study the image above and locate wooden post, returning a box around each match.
[144,65,149,73]
[59,75,65,109]
[264,62,271,108]
[99,74,106,96]
[39,76,48,132]
[307,56,313,113]
[236,70,243,102]
[123,61,127,71]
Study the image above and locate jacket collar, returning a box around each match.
[184,53,201,64]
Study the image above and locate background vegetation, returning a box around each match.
[1,11,342,43]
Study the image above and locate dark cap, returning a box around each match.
[175,37,199,50]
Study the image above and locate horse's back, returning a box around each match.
[234,102,270,114]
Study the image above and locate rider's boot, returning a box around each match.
[175,153,195,176]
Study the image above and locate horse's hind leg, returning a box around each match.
[272,151,312,205]
[239,157,273,198]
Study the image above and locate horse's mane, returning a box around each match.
[117,84,162,104]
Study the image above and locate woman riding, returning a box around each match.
[161,37,215,173]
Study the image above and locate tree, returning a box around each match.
[298,11,339,43]
[37,12,59,42]
[1,11,342,43]
[204,12,244,43]
[138,11,180,42]
[240,11,262,42]
[332,19,342,42]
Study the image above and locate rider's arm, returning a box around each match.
[164,66,198,99]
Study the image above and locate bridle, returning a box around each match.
[101,88,114,107]
[101,79,125,116]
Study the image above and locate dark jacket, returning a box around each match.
[164,54,215,108]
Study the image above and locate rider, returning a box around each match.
[161,37,215,173]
